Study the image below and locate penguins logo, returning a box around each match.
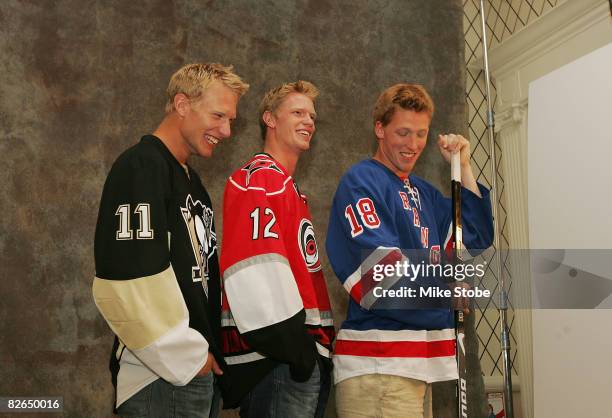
[298,219,321,272]
[181,195,217,294]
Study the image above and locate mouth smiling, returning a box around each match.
[297,129,312,139]
[205,134,220,145]
[400,151,417,158]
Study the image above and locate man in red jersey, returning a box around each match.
[219,81,335,418]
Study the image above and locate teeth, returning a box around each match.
[205,135,219,145]
[297,130,310,137]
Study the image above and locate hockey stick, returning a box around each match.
[451,151,468,418]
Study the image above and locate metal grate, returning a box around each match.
[462,0,560,377]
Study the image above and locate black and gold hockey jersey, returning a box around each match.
[93,135,222,408]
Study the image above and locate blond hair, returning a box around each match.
[373,83,434,127]
[258,80,319,139]
[165,63,249,113]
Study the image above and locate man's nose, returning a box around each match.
[219,119,231,138]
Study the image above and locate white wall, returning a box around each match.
[528,40,612,418]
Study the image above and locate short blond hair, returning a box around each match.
[258,80,319,139]
[373,83,434,127]
[165,63,249,113]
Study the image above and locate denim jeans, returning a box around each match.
[239,357,331,418]
[117,373,215,418]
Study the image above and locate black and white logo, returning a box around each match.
[181,195,217,294]
[298,219,321,272]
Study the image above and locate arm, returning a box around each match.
[434,134,494,254]
[93,153,209,385]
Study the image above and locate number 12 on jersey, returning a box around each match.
[250,207,279,240]
[344,198,381,237]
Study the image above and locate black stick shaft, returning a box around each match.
[452,153,467,418]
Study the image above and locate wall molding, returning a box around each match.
[495,99,528,133]
[468,0,607,77]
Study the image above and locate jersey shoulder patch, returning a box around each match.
[228,155,290,194]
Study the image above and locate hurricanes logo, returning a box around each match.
[298,219,321,272]
[181,195,217,295]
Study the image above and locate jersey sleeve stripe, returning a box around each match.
[131,316,209,385]
[92,265,208,385]
[224,253,304,333]
[343,246,402,294]
[224,351,266,365]
[343,247,405,308]
[360,253,406,310]
[304,308,334,327]
[93,265,187,349]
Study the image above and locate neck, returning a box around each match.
[153,113,188,164]
[263,135,300,175]
[373,149,409,178]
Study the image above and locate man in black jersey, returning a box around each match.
[93,63,248,417]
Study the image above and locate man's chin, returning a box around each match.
[198,144,214,158]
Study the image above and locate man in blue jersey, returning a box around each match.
[325,84,493,418]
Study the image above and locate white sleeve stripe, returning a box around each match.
[304,308,334,326]
[132,316,208,385]
[316,342,331,358]
[343,246,402,294]
[224,351,266,365]
[337,328,455,342]
[224,257,304,333]
[360,255,408,310]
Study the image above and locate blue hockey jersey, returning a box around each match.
[326,158,493,384]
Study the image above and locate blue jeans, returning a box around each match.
[117,373,215,418]
[239,358,331,418]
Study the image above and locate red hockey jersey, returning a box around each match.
[219,153,335,406]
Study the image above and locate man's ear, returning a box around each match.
[174,93,191,118]
[374,121,385,140]
[263,111,275,129]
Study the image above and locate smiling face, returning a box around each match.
[265,92,316,155]
[178,80,239,159]
[373,109,431,177]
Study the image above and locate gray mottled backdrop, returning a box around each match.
[0,0,485,417]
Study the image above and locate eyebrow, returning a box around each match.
[396,128,428,134]
[292,107,317,118]
[212,110,237,120]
